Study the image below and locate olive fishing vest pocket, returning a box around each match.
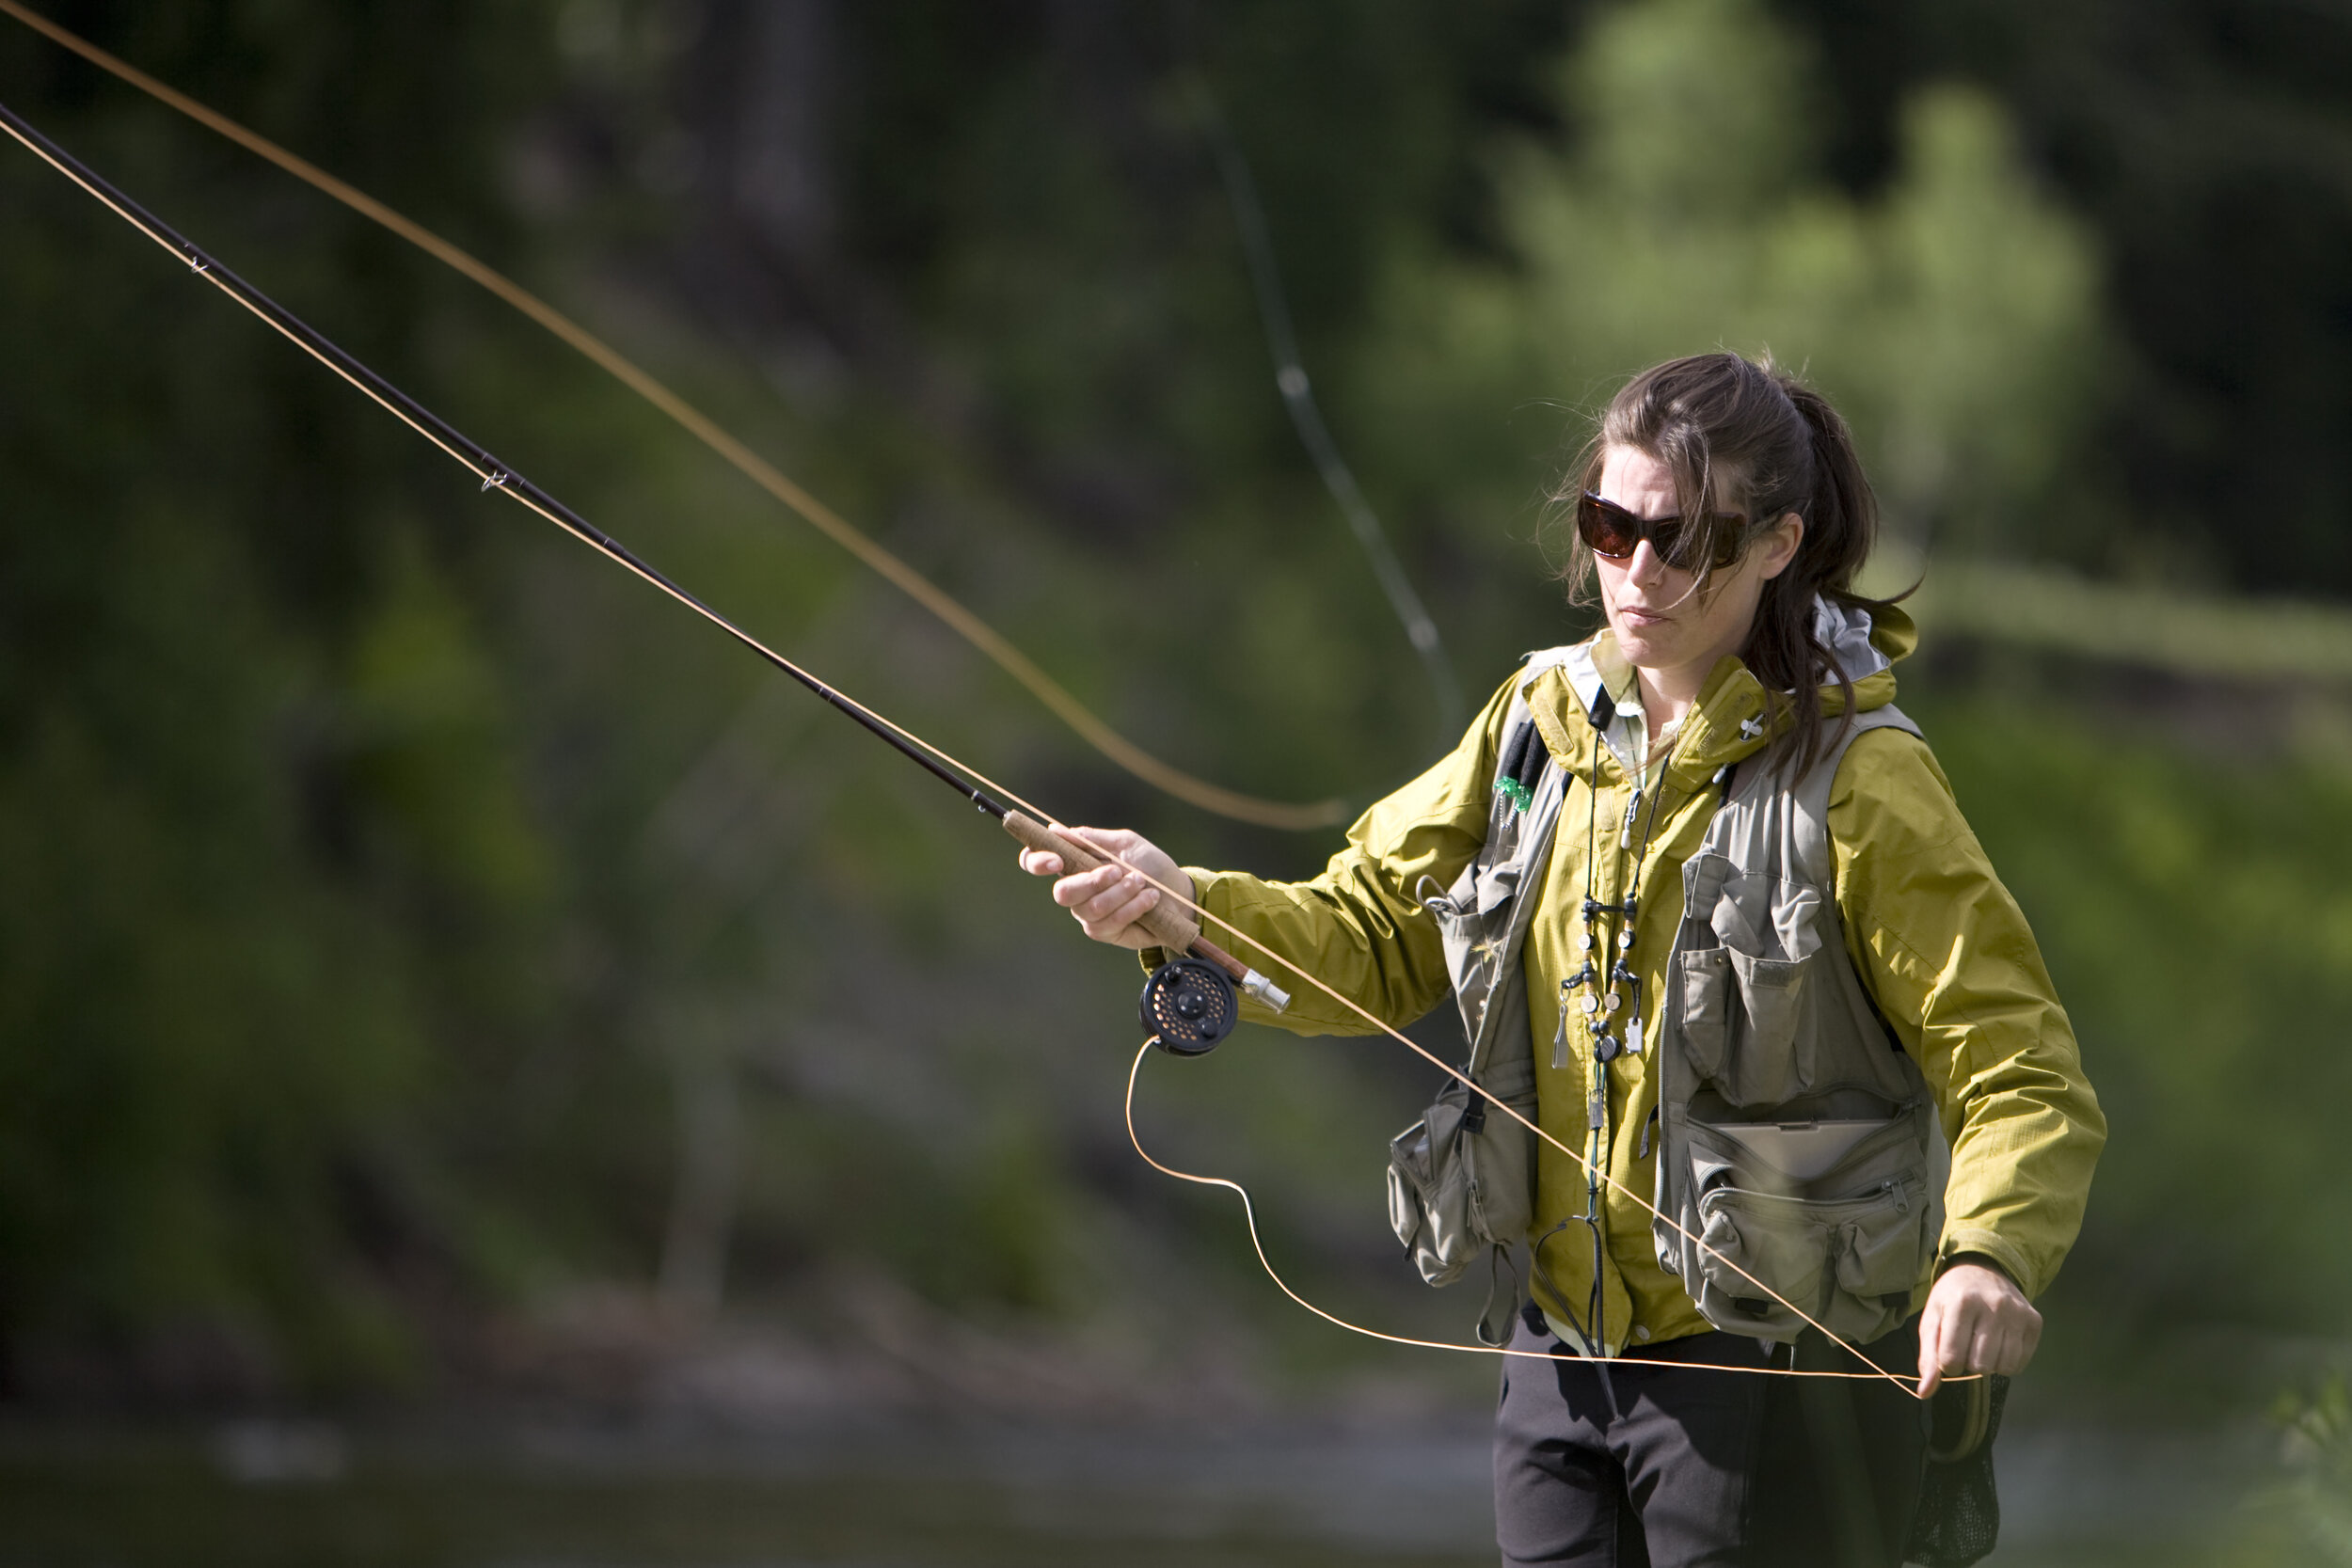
[1384,1045,1538,1290]
[1675,1095,1933,1344]
[1654,707,1943,1347]
[1385,679,1565,1344]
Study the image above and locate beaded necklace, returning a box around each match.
[1534,696,1678,1353]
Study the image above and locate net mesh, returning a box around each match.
[1905,1374,2010,1567]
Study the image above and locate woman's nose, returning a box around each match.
[1628,538,1670,585]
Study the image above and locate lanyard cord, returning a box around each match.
[0,0,1348,835]
[0,92,1944,1399]
[1543,720,1681,1355]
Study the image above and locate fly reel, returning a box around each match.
[1139,957,1238,1055]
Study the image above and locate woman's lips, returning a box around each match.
[1616,606,1671,626]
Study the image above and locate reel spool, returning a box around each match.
[1139,957,1238,1055]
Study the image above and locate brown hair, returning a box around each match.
[1551,352,1899,779]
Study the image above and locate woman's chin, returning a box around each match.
[1609,620,1677,667]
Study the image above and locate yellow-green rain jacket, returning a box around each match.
[1185,605,2106,1349]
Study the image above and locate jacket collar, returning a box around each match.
[1520,596,1912,787]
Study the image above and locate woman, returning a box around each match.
[1022,353,2105,1566]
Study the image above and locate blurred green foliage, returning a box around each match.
[2271,1377,2352,1566]
[0,0,2348,1433]
[1355,0,2104,559]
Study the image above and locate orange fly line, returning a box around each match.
[0,0,1348,832]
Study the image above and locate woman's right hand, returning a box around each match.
[1017,827,1195,951]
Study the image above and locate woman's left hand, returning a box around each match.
[1916,1259,2042,1396]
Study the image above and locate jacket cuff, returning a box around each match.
[1937,1228,2040,1300]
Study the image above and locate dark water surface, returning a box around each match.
[0,1417,2247,1566]
[0,1419,1494,1568]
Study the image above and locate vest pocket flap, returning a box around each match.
[1474,864,1518,916]
[1685,1111,1922,1197]
[1688,1117,1887,1194]
[1710,873,1823,962]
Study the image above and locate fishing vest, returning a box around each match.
[1654,703,1941,1348]
[1384,655,1566,1345]
[1386,653,1940,1348]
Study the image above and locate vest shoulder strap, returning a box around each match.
[1712,705,1921,889]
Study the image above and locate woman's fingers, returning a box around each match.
[1049,862,1125,911]
[1918,1261,2044,1394]
[1037,859,1162,943]
[1077,866,1156,926]
[1015,824,1191,951]
[1081,881,1161,942]
[1926,1297,1971,1396]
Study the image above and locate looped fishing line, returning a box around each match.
[1125,1042,1962,1385]
[0,0,1346,833]
[0,84,1947,1399]
[1039,850,1936,1395]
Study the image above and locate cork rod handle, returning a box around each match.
[1003,810,1203,956]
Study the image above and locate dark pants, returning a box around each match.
[1493,1305,1929,1568]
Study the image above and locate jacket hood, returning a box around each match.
[1522,595,1915,785]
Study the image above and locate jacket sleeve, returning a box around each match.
[1175,674,1519,1037]
[1827,728,2107,1300]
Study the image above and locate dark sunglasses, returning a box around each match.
[1576,491,1747,572]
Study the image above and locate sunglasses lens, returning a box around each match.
[1577,495,1640,558]
[1651,516,1693,566]
[1658,515,1740,572]
[1579,493,1748,569]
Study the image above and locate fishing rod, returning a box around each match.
[0,96,1287,1050]
[0,0,1346,834]
[0,96,1946,1395]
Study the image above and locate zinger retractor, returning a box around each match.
[1140,958,1239,1055]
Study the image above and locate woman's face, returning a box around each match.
[1591,445,1804,692]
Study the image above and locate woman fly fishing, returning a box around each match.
[1022,352,2105,1567]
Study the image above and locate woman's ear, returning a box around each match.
[1756,512,1805,580]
